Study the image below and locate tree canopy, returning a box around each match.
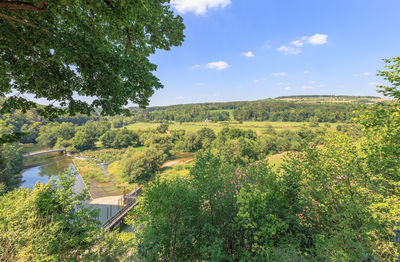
[0,0,185,118]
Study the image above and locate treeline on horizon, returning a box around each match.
[131,98,367,123]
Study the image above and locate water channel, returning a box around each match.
[20,146,119,225]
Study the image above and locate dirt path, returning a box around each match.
[161,152,195,168]
[89,195,123,205]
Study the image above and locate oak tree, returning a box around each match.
[0,0,185,118]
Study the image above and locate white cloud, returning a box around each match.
[278,34,327,55]
[192,64,201,70]
[368,82,380,86]
[302,85,314,89]
[195,82,204,86]
[176,96,185,99]
[206,61,229,70]
[171,0,231,15]
[284,86,292,91]
[253,79,259,83]
[291,40,303,47]
[272,72,288,77]
[242,51,254,57]
[277,45,302,55]
[276,82,285,86]
[304,33,328,45]
[304,70,310,74]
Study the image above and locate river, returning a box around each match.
[20,146,119,225]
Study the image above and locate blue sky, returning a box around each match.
[147,0,400,106]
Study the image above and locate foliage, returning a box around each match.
[100,128,138,149]
[121,147,167,183]
[131,151,309,261]
[156,123,169,133]
[0,143,22,194]
[79,148,129,163]
[72,130,94,151]
[131,98,367,123]
[378,57,400,100]
[74,159,107,183]
[1,0,185,118]
[36,122,76,148]
[0,172,100,261]
[143,133,173,155]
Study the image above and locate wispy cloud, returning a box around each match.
[355,72,372,77]
[171,0,231,15]
[277,45,302,55]
[302,85,314,89]
[242,51,255,57]
[272,72,288,77]
[278,33,328,55]
[304,70,310,74]
[284,86,292,91]
[175,96,185,100]
[206,61,229,70]
[291,40,303,47]
[192,64,201,70]
[253,79,259,83]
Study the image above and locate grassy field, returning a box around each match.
[73,159,124,198]
[126,121,339,134]
[274,96,392,104]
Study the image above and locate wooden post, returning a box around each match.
[123,187,126,206]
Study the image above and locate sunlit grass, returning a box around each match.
[126,121,340,135]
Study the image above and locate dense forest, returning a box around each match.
[130,96,386,123]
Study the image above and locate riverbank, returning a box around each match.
[72,158,124,199]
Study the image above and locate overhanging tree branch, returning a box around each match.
[0,12,50,34]
[0,0,47,12]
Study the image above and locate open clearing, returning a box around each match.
[127,121,340,134]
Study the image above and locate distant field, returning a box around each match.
[274,96,392,104]
[126,121,339,134]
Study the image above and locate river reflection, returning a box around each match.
[21,154,75,188]
[20,150,119,225]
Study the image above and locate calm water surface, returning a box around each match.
[20,148,119,224]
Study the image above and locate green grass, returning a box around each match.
[126,121,340,135]
[73,159,125,198]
